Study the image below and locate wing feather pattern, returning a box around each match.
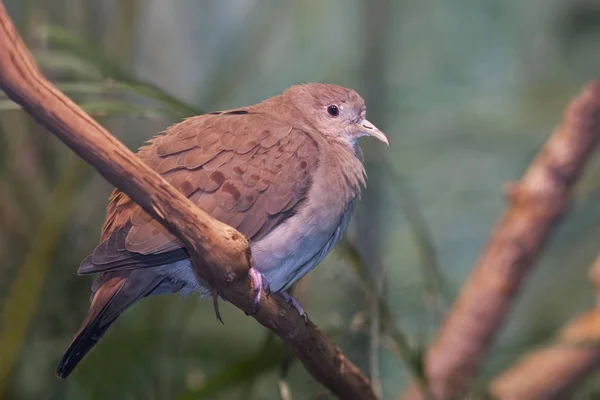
[79,111,319,275]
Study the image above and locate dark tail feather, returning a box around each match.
[56,271,164,378]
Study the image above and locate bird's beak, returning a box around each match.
[361,119,389,145]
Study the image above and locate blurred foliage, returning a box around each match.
[0,153,86,395]
[1,0,600,399]
[45,25,202,119]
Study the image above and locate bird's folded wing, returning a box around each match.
[79,111,319,275]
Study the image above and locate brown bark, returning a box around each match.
[488,254,600,400]
[403,82,600,399]
[0,3,375,400]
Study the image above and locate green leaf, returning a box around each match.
[56,81,123,95]
[44,25,202,119]
[79,101,165,118]
[0,99,164,119]
[35,52,103,80]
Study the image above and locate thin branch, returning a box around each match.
[0,4,375,400]
[487,254,600,400]
[403,81,600,399]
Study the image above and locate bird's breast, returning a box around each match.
[251,155,361,292]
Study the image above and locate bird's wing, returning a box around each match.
[78,110,319,275]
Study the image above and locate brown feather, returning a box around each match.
[89,110,320,271]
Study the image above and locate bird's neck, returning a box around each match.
[259,96,367,196]
[321,139,366,200]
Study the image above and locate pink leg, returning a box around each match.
[248,267,270,314]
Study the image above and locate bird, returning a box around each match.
[56,83,389,379]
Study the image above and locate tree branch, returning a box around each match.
[403,81,600,399]
[0,3,375,400]
[487,253,600,400]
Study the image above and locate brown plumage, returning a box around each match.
[56,83,388,378]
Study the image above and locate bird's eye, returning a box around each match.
[327,105,339,117]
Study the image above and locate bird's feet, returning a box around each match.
[280,292,308,322]
[249,267,270,314]
[247,269,307,321]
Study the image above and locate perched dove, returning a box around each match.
[56,83,388,378]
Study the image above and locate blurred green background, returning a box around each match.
[2,0,600,399]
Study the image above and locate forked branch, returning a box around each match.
[403,82,600,399]
[488,254,600,400]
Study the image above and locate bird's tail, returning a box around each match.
[56,270,164,378]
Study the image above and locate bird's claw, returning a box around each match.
[280,292,308,322]
[211,288,224,324]
[248,267,270,314]
[247,270,306,322]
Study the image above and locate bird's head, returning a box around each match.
[284,83,389,147]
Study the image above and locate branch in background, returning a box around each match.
[403,81,600,399]
[0,4,375,400]
[487,254,600,400]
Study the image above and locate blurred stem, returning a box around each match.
[278,379,293,400]
[63,0,84,32]
[399,181,446,326]
[369,274,383,398]
[385,165,453,327]
[336,239,426,384]
[108,0,140,63]
[358,0,391,396]
[0,153,84,396]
